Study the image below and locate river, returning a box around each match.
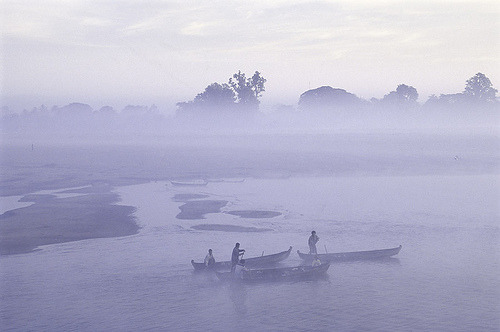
[1,174,498,331]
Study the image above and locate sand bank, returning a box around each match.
[176,200,228,219]
[225,210,282,218]
[0,190,139,255]
[191,224,272,232]
[172,193,210,202]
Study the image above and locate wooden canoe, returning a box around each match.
[297,245,402,262]
[191,246,292,272]
[170,180,208,186]
[216,263,330,282]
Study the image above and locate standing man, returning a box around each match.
[231,242,245,273]
[308,231,319,254]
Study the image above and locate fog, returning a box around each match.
[1,0,499,328]
[1,99,498,147]
[1,67,500,331]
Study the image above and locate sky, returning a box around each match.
[1,0,499,113]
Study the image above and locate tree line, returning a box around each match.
[177,71,498,114]
[1,71,497,139]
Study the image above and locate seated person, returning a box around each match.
[311,255,321,267]
[234,259,248,277]
[204,249,215,267]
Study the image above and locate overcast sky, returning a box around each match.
[1,0,499,112]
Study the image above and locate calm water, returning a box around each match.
[1,175,499,331]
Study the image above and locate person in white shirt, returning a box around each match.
[311,255,321,267]
[234,259,248,278]
[204,249,215,267]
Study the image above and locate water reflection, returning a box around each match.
[228,282,247,316]
[336,257,401,266]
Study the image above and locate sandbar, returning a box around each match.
[226,210,281,218]
[191,224,273,232]
[172,193,210,202]
[0,191,139,255]
[176,200,228,219]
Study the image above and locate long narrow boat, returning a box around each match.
[297,245,402,262]
[191,246,292,272]
[170,180,208,186]
[216,263,330,282]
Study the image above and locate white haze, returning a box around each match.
[1,101,499,147]
[0,1,499,330]
[1,1,499,109]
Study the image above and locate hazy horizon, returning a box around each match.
[1,0,499,112]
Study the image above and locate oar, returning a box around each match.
[324,245,328,253]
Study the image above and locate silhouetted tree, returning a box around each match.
[229,71,266,110]
[423,93,465,108]
[463,72,497,103]
[424,73,498,109]
[177,71,266,115]
[380,84,419,108]
[396,84,418,102]
[298,86,362,111]
[176,83,236,113]
[194,83,236,109]
[249,71,267,100]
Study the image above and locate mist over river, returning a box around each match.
[0,137,499,331]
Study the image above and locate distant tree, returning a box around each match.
[463,73,497,103]
[177,83,236,114]
[423,73,498,109]
[177,71,266,115]
[249,71,267,101]
[424,93,466,108]
[193,83,236,109]
[229,71,250,105]
[381,84,419,107]
[396,84,418,102]
[56,103,93,117]
[298,86,362,111]
[229,71,266,110]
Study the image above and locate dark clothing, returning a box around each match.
[231,246,245,273]
[308,234,319,254]
[231,247,241,264]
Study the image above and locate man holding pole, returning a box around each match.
[308,230,319,254]
[231,242,245,273]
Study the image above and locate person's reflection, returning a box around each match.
[228,282,247,315]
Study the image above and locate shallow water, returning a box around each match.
[1,175,499,331]
[0,186,91,214]
[0,195,33,214]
